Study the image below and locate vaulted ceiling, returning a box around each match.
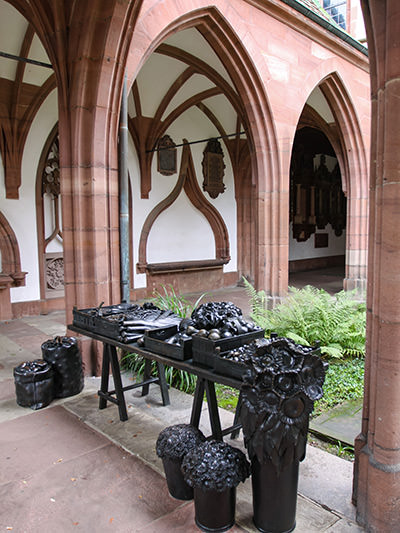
[0,0,55,198]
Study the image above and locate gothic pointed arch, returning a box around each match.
[126,5,282,298]
[0,211,26,286]
[35,123,64,310]
[0,210,27,320]
[319,72,369,293]
[292,71,368,293]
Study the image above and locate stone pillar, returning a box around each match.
[52,0,128,375]
[344,193,368,295]
[354,2,400,530]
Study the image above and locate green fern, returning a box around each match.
[243,279,366,359]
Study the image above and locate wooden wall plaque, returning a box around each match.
[157,135,177,176]
[202,139,226,199]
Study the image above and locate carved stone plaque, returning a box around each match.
[202,139,225,199]
[46,256,64,290]
[157,135,177,176]
[44,252,64,297]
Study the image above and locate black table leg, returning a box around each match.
[157,362,170,406]
[190,378,205,428]
[108,344,128,421]
[99,343,110,410]
[205,380,223,441]
[231,390,242,439]
[141,358,152,396]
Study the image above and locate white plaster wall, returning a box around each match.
[0,89,58,302]
[128,105,237,289]
[136,54,187,117]
[43,194,63,253]
[147,190,215,262]
[164,29,234,89]
[128,138,147,289]
[307,87,335,123]
[289,223,345,260]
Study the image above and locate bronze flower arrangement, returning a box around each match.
[240,337,328,472]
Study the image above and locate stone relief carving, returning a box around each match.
[46,256,64,291]
[42,140,60,197]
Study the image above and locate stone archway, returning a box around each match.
[288,72,369,295]
[289,125,347,283]
[35,124,65,314]
[125,4,283,303]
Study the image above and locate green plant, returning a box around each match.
[122,352,198,394]
[314,357,364,415]
[308,434,355,461]
[151,284,206,318]
[243,279,366,359]
[214,384,239,412]
[334,440,354,459]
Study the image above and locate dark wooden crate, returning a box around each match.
[144,325,193,360]
[192,328,265,361]
[213,354,248,380]
[72,306,123,339]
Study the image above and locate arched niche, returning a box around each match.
[0,211,27,319]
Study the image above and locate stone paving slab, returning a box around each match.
[0,406,111,485]
[63,384,361,532]
[0,411,185,533]
[310,398,362,447]
[0,334,39,380]
[0,377,15,401]
[299,444,357,522]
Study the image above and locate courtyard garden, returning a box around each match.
[123,282,366,459]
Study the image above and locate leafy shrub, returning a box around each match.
[314,358,364,415]
[151,284,206,318]
[243,279,366,359]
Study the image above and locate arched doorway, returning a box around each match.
[289,126,346,293]
[289,78,368,296]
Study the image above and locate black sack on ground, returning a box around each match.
[41,336,84,398]
[13,359,54,410]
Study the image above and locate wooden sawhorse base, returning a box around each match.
[190,377,242,441]
[98,343,170,421]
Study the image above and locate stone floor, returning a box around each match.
[310,398,363,447]
[0,273,365,532]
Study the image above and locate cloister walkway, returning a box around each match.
[0,273,363,532]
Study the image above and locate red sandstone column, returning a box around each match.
[55,1,129,375]
[354,2,400,530]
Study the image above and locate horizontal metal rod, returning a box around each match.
[146,130,247,153]
[0,51,52,69]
